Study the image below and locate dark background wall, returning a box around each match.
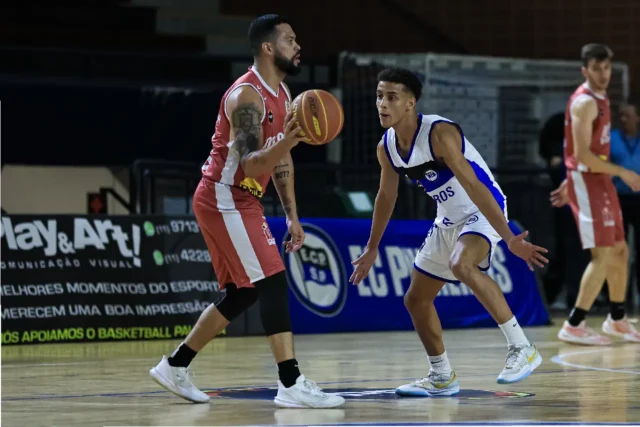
[222,0,640,86]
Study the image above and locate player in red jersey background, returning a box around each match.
[149,14,345,409]
[551,43,640,345]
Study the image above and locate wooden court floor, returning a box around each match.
[2,317,640,426]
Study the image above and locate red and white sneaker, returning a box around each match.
[602,315,640,343]
[557,320,612,346]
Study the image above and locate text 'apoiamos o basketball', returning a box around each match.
[291,89,344,145]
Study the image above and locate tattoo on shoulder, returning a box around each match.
[231,102,262,158]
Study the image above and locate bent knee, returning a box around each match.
[403,290,419,311]
[611,242,629,266]
[592,243,628,267]
[404,289,434,311]
[449,258,475,281]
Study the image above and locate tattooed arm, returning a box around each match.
[274,151,305,252]
[272,153,298,220]
[225,86,299,178]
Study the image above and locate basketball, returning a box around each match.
[291,89,344,145]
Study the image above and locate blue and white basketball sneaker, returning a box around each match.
[395,371,460,397]
[497,344,542,384]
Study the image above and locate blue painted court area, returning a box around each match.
[204,387,534,401]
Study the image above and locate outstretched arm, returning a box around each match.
[431,122,514,243]
[366,141,400,249]
[431,122,548,269]
[350,140,399,284]
[226,86,299,178]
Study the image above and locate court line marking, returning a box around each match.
[244,425,640,426]
[215,423,640,427]
[243,424,640,426]
[550,348,640,375]
[0,368,600,402]
[1,358,152,368]
[0,368,601,403]
[27,401,152,407]
[3,357,639,403]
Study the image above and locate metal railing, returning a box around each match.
[129,159,556,247]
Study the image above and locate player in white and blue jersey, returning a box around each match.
[350,68,549,396]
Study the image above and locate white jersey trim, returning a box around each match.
[214,183,266,281]
[570,170,596,248]
[569,93,596,111]
[583,83,606,100]
[251,65,279,98]
[223,83,267,124]
[281,82,292,101]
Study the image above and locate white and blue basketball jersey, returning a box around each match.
[383,114,507,228]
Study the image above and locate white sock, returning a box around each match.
[428,351,452,376]
[499,316,530,346]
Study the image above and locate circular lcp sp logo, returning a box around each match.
[282,223,347,317]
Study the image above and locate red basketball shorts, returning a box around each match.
[192,179,284,290]
[566,170,625,249]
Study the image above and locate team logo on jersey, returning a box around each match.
[239,177,264,198]
[282,223,347,317]
[466,215,479,225]
[425,170,438,181]
[262,221,276,246]
[268,110,274,123]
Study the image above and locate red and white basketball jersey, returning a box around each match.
[201,66,291,200]
[564,83,611,172]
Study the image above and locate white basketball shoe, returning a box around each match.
[149,356,210,403]
[497,344,542,384]
[395,371,460,397]
[274,375,345,408]
[602,315,640,343]
[558,320,612,345]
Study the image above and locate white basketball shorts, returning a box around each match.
[414,212,502,283]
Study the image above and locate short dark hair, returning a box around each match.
[624,95,640,114]
[248,14,290,57]
[581,43,613,67]
[377,67,423,101]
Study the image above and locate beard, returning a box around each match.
[274,49,301,76]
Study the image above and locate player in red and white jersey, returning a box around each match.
[149,14,345,409]
[201,63,292,201]
[551,43,640,345]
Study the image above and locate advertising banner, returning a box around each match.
[1,214,549,345]
[0,215,224,345]
[266,217,550,334]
